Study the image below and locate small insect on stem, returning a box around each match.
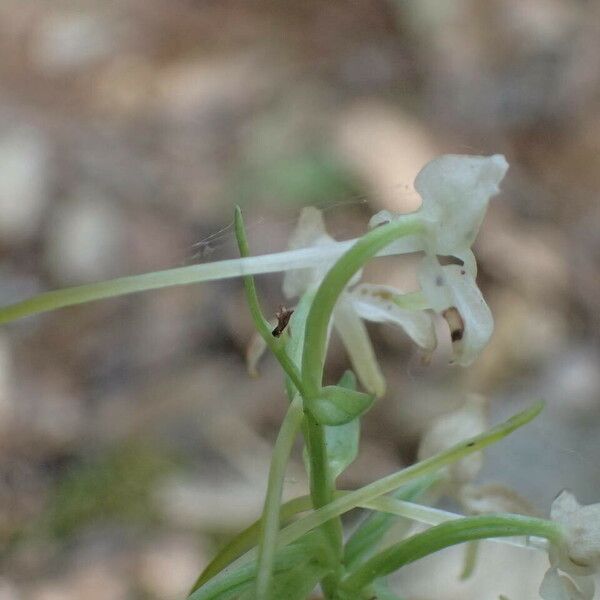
[272,305,294,337]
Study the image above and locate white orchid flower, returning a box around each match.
[370,154,509,366]
[417,257,494,366]
[282,207,436,398]
[417,394,488,486]
[539,491,600,600]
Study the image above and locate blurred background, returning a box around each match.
[0,1,599,598]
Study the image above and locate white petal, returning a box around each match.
[540,569,594,600]
[417,394,488,484]
[348,283,436,352]
[417,257,453,312]
[551,491,582,522]
[415,154,509,255]
[552,492,600,574]
[570,575,595,600]
[540,569,572,600]
[246,329,268,377]
[283,207,336,298]
[287,206,331,250]
[453,248,478,277]
[333,296,386,398]
[368,210,397,229]
[418,258,493,366]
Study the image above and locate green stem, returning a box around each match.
[200,402,544,594]
[296,215,424,596]
[305,412,343,598]
[338,514,562,593]
[301,215,424,397]
[234,206,306,396]
[255,396,304,600]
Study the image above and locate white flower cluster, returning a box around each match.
[541,491,600,600]
[280,154,508,396]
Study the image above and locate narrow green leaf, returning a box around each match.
[344,474,438,570]
[189,496,312,593]
[339,514,563,593]
[191,402,545,595]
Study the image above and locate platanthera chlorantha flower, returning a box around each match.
[282,207,436,398]
[539,491,600,600]
[370,154,509,366]
[248,154,507,390]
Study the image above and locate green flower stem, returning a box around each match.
[234,207,306,396]
[305,412,345,598]
[338,514,563,594]
[255,395,304,600]
[301,215,424,397]
[296,215,425,597]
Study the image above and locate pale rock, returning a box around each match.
[335,102,437,213]
[29,563,128,600]
[44,192,125,283]
[0,579,21,600]
[0,127,49,243]
[31,13,116,73]
[136,534,207,599]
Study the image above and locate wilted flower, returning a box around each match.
[282,207,436,397]
[539,491,600,600]
[370,154,509,366]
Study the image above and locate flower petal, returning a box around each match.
[551,491,600,574]
[283,207,335,298]
[540,568,572,600]
[368,210,396,229]
[246,329,268,377]
[418,258,493,366]
[453,248,478,277]
[540,568,594,600]
[348,283,436,352]
[333,296,386,398]
[283,207,361,298]
[417,394,488,485]
[551,491,581,522]
[415,154,509,255]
